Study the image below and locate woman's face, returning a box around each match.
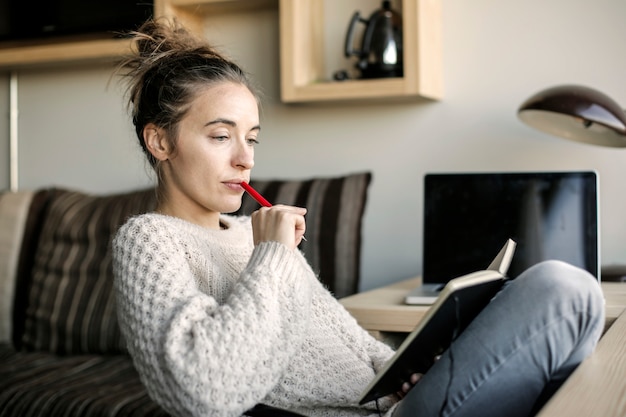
[158,81,259,228]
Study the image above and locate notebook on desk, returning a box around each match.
[405,171,600,305]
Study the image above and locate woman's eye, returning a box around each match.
[247,138,260,146]
[211,135,229,142]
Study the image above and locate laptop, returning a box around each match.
[405,171,600,305]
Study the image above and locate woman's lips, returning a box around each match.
[224,181,245,191]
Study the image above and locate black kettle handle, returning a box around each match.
[360,10,381,60]
[344,11,365,58]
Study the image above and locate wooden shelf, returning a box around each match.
[279,0,443,103]
[0,0,165,69]
[157,0,278,35]
[0,0,276,69]
[0,0,443,103]
[166,0,276,13]
[0,37,131,69]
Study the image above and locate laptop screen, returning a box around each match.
[423,171,599,283]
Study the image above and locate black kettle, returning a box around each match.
[344,0,403,79]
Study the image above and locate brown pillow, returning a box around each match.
[21,188,156,354]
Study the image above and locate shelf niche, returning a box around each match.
[279,0,443,103]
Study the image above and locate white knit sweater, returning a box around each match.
[112,213,399,417]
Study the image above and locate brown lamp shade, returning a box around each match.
[518,84,626,147]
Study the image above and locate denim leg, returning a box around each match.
[393,260,605,417]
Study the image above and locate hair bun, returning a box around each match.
[131,18,210,59]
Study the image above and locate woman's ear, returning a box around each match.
[143,123,170,161]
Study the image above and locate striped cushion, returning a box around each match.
[239,171,372,298]
[21,189,156,354]
[0,344,169,416]
[12,189,53,348]
[18,172,370,354]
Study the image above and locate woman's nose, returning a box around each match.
[233,140,254,169]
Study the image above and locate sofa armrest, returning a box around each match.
[537,308,626,416]
[0,191,34,345]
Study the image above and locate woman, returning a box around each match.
[112,19,605,417]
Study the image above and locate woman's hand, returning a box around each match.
[397,373,422,399]
[250,204,307,249]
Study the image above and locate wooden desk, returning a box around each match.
[340,277,626,417]
[340,277,626,336]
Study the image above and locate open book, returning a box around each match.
[359,239,517,405]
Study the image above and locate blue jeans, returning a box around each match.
[393,260,605,417]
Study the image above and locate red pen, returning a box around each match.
[240,181,307,241]
[240,181,272,207]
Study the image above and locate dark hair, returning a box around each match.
[116,18,260,169]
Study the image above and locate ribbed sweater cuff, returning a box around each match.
[244,241,312,308]
[246,241,302,279]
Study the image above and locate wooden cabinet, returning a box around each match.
[156,0,278,35]
[279,0,442,103]
[0,0,442,103]
[0,0,275,68]
[0,37,131,69]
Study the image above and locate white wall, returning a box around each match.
[1,0,626,291]
[0,72,7,188]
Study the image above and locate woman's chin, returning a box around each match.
[220,200,243,214]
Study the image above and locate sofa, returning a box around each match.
[0,172,372,417]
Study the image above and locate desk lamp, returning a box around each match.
[518,84,626,282]
[517,84,626,147]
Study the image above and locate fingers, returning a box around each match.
[411,373,422,384]
[251,205,307,249]
[397,373,423,398]
[401,382,411,393]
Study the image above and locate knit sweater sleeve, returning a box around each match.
[113,216,313,417]
[319,282,395,372]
